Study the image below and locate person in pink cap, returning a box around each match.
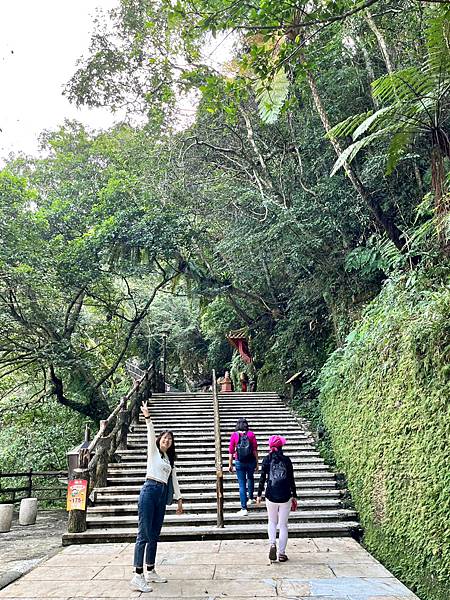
[256,435,297,562]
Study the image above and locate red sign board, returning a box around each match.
[66,479,87,511]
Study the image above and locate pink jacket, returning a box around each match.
[229,431,258,458]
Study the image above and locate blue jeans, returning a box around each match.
[133,480,168,568]
[234,458,256,509]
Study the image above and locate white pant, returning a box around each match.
[265,498,291,554]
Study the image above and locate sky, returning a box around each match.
[0,1,235,165]
[0,0,120,161]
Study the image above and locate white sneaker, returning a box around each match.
[146,569,168,583]
[236,508,248,516]
[130,573,152,592]
[247,499,255,505]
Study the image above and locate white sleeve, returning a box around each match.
[171,466,182,500]
[146,419,159,457]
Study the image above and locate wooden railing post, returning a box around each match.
[117,398,130,451]
[27,469,33,498]
[212,370,224,528]
[91,430,111,490]
[67,466,89,533]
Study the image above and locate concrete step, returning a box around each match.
[124,448,320,458]
[106,471,335,485]
[62,521,360,545]
[112,459,324,469]
[138,423,304,431]
[93,488,344,503]
[85,509,357,529]
[99,480,338,494]
[144,414,288,420]
[130,422,307,429]
[107,464,332,477]
[115,449,321,460]
[148,398,282,405]
[87,498,344,514]
[147,409,287,412]
[146,412,294,419]
[153,392,280,397]
[127,435,312,444]
[109,458,326,469]
[127,431,312,440]
[119,444,315,455]
[136,429,307,436]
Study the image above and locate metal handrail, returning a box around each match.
[212,369,224,528]
[0,470,68,505]
[0,471,67,478]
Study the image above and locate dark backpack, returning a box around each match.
[236,432,253,462]
[268,452,288,486]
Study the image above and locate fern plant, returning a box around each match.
[328,5,450,249]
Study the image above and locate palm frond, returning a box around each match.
[386,130,414,175]
[377,236,404,270]
[426,5,450,75]
[326,111,372,139]
[256,68,289,125]
[352,106,395,140]
[330,129,392,176]
[372,68,434,105]
[408,217,437,247]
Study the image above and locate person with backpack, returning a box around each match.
[256,435,297,562]
[130,401,184,593]
[228,417,259,516]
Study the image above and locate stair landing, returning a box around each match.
[8,538,419,600]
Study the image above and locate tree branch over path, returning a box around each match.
[93,272,177,390]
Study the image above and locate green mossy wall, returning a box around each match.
[318,270,450,600]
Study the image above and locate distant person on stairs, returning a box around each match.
[130,401,184,593]
[256,435,297,563]
[240,372,249,392]
[228,417,259,516]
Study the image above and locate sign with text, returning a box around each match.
[66,479,87,511]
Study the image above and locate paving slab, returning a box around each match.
[0,538,420,600]
[0,511,66,591]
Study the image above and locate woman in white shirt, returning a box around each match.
[130,401,183,593]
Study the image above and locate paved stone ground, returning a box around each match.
[0,536,420,599]
[0,510,66,589]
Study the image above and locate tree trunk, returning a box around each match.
[303,64,405,250]
[431,143,450,251]
[364,9,395,75]
[355,33,379,109]
[49,365,110,422]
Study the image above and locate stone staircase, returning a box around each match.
[62,392,359,544]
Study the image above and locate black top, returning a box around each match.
[257,450,297,503]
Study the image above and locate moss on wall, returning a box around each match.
[256,362,288,394]
[318,268,450,600]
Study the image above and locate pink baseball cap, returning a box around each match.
[268,435,286,449]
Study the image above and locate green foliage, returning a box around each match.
[0,399,88,472]
[328,4,450,243]
[318,267,450,600]
[0,123,195,421]
[256,361,287,394]
[200,297,238,374]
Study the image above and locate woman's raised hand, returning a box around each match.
[140,401,150,419]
